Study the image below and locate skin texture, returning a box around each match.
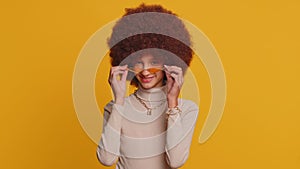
[108,54,183,108]
[134,54,165,90]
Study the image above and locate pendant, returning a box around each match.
[147,109,152,115]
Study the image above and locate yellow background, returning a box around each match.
[1,0,299,169]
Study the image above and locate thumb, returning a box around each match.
[166,73,173,92]
[121,65,128,82]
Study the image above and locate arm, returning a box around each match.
[165,101,199,169]
[163,65,198,168]
[96,65,128,166]
[96,102,124,166]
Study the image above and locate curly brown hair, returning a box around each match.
[107,3,193,85]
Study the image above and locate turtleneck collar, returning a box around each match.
[135,85,167,101]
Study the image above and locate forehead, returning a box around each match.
[136,54,162,60]
[124,49,168,65]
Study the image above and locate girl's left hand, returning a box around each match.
[164,65,183,108]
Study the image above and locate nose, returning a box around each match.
[140,69,151,76]
[140,64,151,76]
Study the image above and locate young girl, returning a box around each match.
[97,4,199,169]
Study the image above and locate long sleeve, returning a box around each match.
[96,102,124,166]
[165,100,199,168]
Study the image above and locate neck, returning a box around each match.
[135,85,167,102]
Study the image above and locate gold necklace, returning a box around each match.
[133,90,166,115]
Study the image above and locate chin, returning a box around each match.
[140,83,154,89]
[137,76,164,89]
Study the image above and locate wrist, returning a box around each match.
[166,106,182,118]
[167,98,178,108]
[114,97,124,105]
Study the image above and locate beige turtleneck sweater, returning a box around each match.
[96,85,199,169]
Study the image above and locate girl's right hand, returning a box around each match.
[108,65,128,105]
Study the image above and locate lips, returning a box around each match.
[139,76,154,83]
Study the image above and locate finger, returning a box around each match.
[170,73,183,88]
[111,70,127,83]
[109,65,128,86]
[108,67,115,84]
[164,65,181,70]
[119,65,128,70]
[170,73,179,84]
[165,72,174,92]
[166,72,174,83]
[110,66,120,73]
[164,65,183,76]
[121,69,128,82]
[116,65,128,82]
[112,70,127,77]
[165,65,183,86]
[111,65,128,74]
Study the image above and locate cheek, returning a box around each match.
[135,75,141,81]
[157,71,165,79]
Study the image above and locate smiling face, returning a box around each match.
[132,54,165,90]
